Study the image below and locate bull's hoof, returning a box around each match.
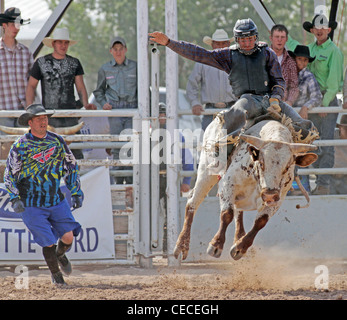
[230,244,244,261]
[173,245,188,260]
[206,243,222,258]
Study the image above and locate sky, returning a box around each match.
[2,0,52,41]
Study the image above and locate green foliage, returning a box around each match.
[43,0,346,94]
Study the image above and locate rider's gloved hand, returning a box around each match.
[268,98,281,113]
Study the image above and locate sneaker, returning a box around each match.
[51,271,67,286]
[57,254,72,276]
[311,185,330,195]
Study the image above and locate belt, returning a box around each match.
[110,100,138,109]
[205,101,235,109]
[236,91,269,98]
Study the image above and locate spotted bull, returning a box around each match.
[174,119,318,261]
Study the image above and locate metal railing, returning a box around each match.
[176,105,347,178]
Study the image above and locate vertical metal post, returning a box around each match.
[249,0,275,31]
[165,0,180,267]
[29,0,73,58]
[328,0,339,40]
[150,44,161,250]
[136,0,152,268]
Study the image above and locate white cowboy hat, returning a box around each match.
[203,29,234,46]
[42,28,78,48]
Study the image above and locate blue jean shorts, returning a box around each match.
[21,198,81,247]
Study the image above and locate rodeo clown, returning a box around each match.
[149,19,315,168]
[4,104,84,286]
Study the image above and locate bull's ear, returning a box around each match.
[295,153,318,167]
[248,145,260,162]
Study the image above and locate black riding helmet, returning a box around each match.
[233,18,259,55]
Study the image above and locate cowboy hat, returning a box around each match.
[203,29,234,46]
[337,115,347,128]
[288,45,315,63]
[0,7,30,25]
[18,104,54,126]
[303,14,337,33]
[42,28,78,48]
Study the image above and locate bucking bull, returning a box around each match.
[174,114,319,261]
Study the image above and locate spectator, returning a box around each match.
[186,29,237,131]
[287,14,344,195]
[93,36,137,184]
[269,24,299,106]
[0,7,33,124]
[26,27,96,159]
[0,7,33,179]
[289,45,323,118]
[4,104,84,285]
[330,115,347,194]
[287,45,323,195]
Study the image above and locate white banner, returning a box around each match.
[0,166,115,262]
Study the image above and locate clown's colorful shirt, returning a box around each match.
[4,131,82,207]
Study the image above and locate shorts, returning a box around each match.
[21,198,81,247]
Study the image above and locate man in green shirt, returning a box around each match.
[287,14,344,195]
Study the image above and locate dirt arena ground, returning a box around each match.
[0,249,346,302]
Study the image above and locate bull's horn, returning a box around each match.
[49,122,85,135]
[289,143,317,154]
[239,134,266,149]
[0,125,29,135]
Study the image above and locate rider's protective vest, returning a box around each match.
[228,43,270,98]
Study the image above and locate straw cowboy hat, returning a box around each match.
[0,7,30,25]
[303,14,337,33]
[18,104,54,126]
[42,28,78,48]
[203,29,234,46]
[288,45,315,63]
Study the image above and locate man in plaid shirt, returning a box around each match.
[269,24,299,106]
[0,8,33,126]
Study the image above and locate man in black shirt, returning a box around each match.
[26,27,96,159]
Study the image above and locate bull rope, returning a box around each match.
[265,109,319,144]
[206,109,319,152]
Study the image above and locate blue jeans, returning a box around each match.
[202,115,214,132]
[109,117,133,184]
[222,94,312,136]
[309,97,338,187]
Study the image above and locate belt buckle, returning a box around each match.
[215,102,226,108]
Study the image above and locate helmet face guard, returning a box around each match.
[233,18,259,55]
